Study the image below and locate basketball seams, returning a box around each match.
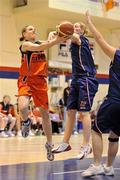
[56,21,74,37]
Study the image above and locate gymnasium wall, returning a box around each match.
[0,0,19,102]
[0,0,120,109]
[49,0,120,20]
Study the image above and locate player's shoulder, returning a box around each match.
[80,35,89,42]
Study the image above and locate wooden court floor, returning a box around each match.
[0,133,120,165]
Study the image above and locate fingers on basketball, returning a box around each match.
[56,21,74,37]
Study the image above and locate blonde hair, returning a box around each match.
[80,22,88,35]
[75,22,88,35]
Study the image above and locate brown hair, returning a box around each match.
[19,25,29,41]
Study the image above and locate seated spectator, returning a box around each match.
[0,113,8,137]
[49,109,62,134]
[30,106,43,135]
[58,98,64,122]
[29,100,43,136]
[0,95,16,137]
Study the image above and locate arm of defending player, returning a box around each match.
[48,31,57,41]
[85,10,116,61]
[71,33,81,45]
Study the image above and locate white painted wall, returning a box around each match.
[49,0,120,21]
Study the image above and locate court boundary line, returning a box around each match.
[52,168,120,175]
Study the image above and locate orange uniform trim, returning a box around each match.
[19,51,47,77]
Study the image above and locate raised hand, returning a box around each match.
[85,10,91,23]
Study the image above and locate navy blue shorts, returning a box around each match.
[92,98,120,136]
[67,76,98,112]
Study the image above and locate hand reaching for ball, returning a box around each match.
[48,31,57,41]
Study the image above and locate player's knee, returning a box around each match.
[108,137,119,142]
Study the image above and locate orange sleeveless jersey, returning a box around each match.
[19,42,47,77]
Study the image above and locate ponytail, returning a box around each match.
[19,25,29,41]
[80,22,88,35]
[19,36,24,41]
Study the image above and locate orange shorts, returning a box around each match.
[17,75,48,110]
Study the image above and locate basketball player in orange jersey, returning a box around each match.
[18,25,69,161]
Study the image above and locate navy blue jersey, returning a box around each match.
[107,50,120,102]
[70,35,96,76]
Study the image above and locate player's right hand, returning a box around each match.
[56,35,71,43]
[48,31,57,41]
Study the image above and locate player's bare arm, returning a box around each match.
[71,33,81,45]
[85,10,116,61]
[22,36,69,52]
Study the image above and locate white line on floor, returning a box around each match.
[52,168,120,175]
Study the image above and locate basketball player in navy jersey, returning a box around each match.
[82,11,120,177]
[52,22,98,159]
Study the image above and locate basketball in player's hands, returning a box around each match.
[56,21,74,37]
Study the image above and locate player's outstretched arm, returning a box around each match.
[85,10,116,60]
[22,35,69,52]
